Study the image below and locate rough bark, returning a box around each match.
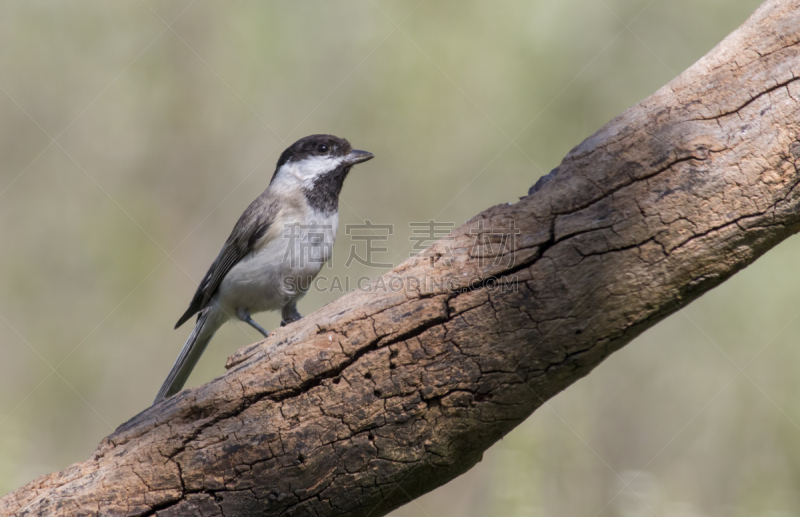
[4,0,800,515]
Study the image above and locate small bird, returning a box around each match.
[154,134,374,404]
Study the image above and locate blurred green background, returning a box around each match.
[1,0,797,515]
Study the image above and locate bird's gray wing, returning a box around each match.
[175,194,277,329]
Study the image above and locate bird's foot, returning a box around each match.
[280,303,302,327]
[236,307,269,338]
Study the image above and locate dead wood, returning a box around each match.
[3,0,800,515]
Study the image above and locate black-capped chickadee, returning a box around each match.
[154,134,374,404]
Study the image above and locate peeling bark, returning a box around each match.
[4,0,800,515]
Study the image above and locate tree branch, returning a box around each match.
[4,0,800,515]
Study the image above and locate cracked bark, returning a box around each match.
[4,0,800,515]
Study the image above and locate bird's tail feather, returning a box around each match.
[153,310,219,405]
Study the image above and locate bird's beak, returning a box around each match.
[344,149,374,165]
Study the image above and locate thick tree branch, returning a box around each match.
[4,0,800,515]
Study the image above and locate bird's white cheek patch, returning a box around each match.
[276,156,345,189]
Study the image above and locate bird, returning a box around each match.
[153,134,374,404]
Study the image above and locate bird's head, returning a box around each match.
[270,134,373,190]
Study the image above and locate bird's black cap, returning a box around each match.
[275,134,360,171]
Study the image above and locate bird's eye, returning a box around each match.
[317,144,328,154]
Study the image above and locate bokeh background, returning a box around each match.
[1,0,797,515]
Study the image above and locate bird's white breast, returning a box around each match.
[215,208,338,315]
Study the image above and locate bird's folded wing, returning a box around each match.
[175,194,278,328]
